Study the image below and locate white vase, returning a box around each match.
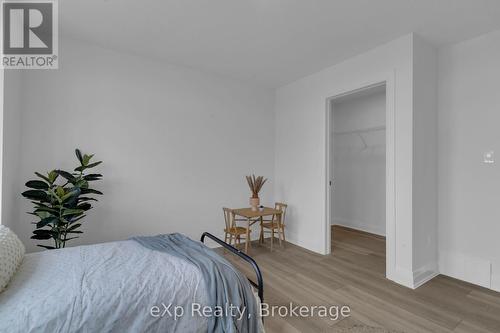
[250,197,260,211]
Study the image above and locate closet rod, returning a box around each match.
[333,125,386,136]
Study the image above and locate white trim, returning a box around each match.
[413,263,439,288]
[439,251,492,289]
[391,267,415,288]
[491,272,500,292]
[385,71,397,283]
[334,125,386,136]
[332,219,385,237]
[324,72,396,284]
[325,97,333,255]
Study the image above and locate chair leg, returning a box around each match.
[245,220,250,254]
[277,227,282,247]
[228,234,233,246]
[259,217,264,244]
[282,226,286,242]
[271,228,274,251]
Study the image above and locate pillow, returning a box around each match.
[0,225,25,293]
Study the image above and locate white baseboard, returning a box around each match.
[413,263,439,288]
[439,251,491,289]
[284,231,327,255]
[386,264,438,289]
[332,218,385,237]
[491,272,500,292]
[387,266,415,289]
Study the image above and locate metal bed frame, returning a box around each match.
[200,232,264,303]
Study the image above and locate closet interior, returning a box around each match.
[330,84,387,268]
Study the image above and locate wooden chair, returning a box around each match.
[259,202,287,249]
[223,208,248,250]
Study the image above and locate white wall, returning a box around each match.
[275,34,416,287]
[6,37,275,253]
[332,89,386,236]
[274,34,438,288]
[1,32,447,291]
[2,71,23,231]
[0,69,3,224]
[412,35,439,286]
[438,29,500,291]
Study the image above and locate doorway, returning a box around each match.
[326,81,394,277]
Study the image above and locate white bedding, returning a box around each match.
[0,240,210,332]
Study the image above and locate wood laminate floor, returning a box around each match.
[219,225,500,333]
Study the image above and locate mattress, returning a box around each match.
[0,239,210,332]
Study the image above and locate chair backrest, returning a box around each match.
[274,202,287,225]
[222,207,235,230]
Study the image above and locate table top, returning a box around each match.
[232,207,282,218]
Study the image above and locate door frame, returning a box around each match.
[324,72,396,279]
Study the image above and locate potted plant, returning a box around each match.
[246,175,267,211]
[21,149,103,250]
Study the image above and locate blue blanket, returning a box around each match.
[132,233,260,333]
[0,239,210,332]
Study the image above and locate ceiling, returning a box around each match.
[60,0,500,87]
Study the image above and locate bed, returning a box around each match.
[0,232,264,333]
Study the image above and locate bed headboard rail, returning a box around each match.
[200,232,263,303]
